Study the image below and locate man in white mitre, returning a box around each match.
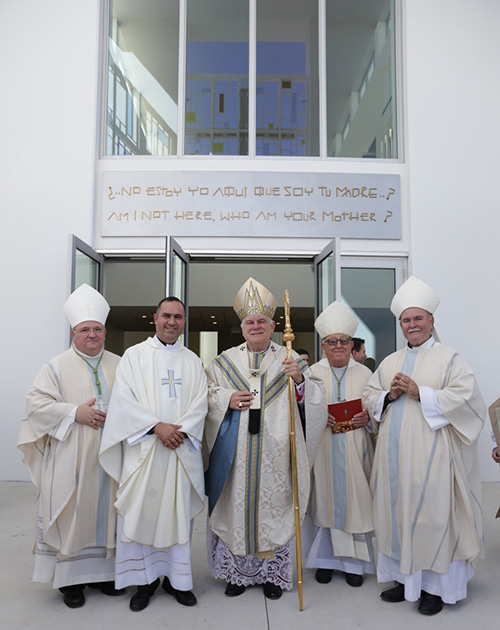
[204,278,327,600]
[19,283,122,608]
[362,276,485,615]
[99,297,207,612]
[306,301,375,588]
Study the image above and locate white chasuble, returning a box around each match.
[362,342,485,576]
[205,342,327,557]
[19,347,120,558]
[307,358,374,568]
[99,337,207,549]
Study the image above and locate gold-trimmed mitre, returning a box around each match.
[233,277,278,321]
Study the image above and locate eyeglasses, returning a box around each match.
[324,337,351,347]
[73,326,105,335]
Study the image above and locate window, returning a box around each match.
[106,0,179,156]
[105,0,398,159]
[256,0,319,156]
[185,0,249,155]
[326,0,397,158]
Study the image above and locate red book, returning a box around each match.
[328,399,363,433]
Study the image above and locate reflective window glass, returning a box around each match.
[75,250,99,289]
[326,0,397,158]
[256,0,319,156]
[106,0,179,156]
[341,267,396,368]
[185,0,249,156]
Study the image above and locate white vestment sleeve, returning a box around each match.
[128,424,156,445]
[48,408,77,441]
[419,385,449,431]
[490,430,497,449]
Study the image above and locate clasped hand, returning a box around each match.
[154,422,184,449]
[390,372,419,401]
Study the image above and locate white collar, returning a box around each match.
[407,335,435,352]
[154,335,179,352]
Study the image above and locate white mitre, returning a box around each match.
[390,275,440,319]
[63,283,110,328]
[233,277,278,321]
[314,300,358,340]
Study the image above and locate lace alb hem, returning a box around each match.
[207,528,293,590]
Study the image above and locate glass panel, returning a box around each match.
[185,0,249,155]
[256,0,319,156]
[75,250,99,289]
[326,0,397,158]
[171,251,186,302]
[341,267,396,369]
[317,254,335,314]
[106,0,179,156]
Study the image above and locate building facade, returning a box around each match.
[3,0,500,481]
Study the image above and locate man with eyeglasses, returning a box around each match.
[305,301,375,589]
[363,276,485,615]
[18,284,123,609]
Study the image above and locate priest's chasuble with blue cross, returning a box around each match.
[204,342,326,557]
[99,337,207,549]
[362,342,485,575]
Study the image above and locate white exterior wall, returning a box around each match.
[2,0,499,481]
[1,0,102,480]
[404,0,500,481]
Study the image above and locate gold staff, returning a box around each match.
[283,289,304,611]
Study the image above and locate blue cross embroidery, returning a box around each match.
[161,370,182,398]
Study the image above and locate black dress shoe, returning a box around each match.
[344,573,363,587]
[418,592,443,615]
[315,568,333,584]
[225,582,246,597]
[380,582,405,602]
[129,578,160,612]
[263,582,282,600]
[61,585,86,608]
[89,581,125,596]
[162,576,197,606]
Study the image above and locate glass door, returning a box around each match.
[313,238,340,360]
[165,236,190,345]
[340,258,406,369]
[314,240,406,367]
[70,236,105,346]
[71,236,104,292]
